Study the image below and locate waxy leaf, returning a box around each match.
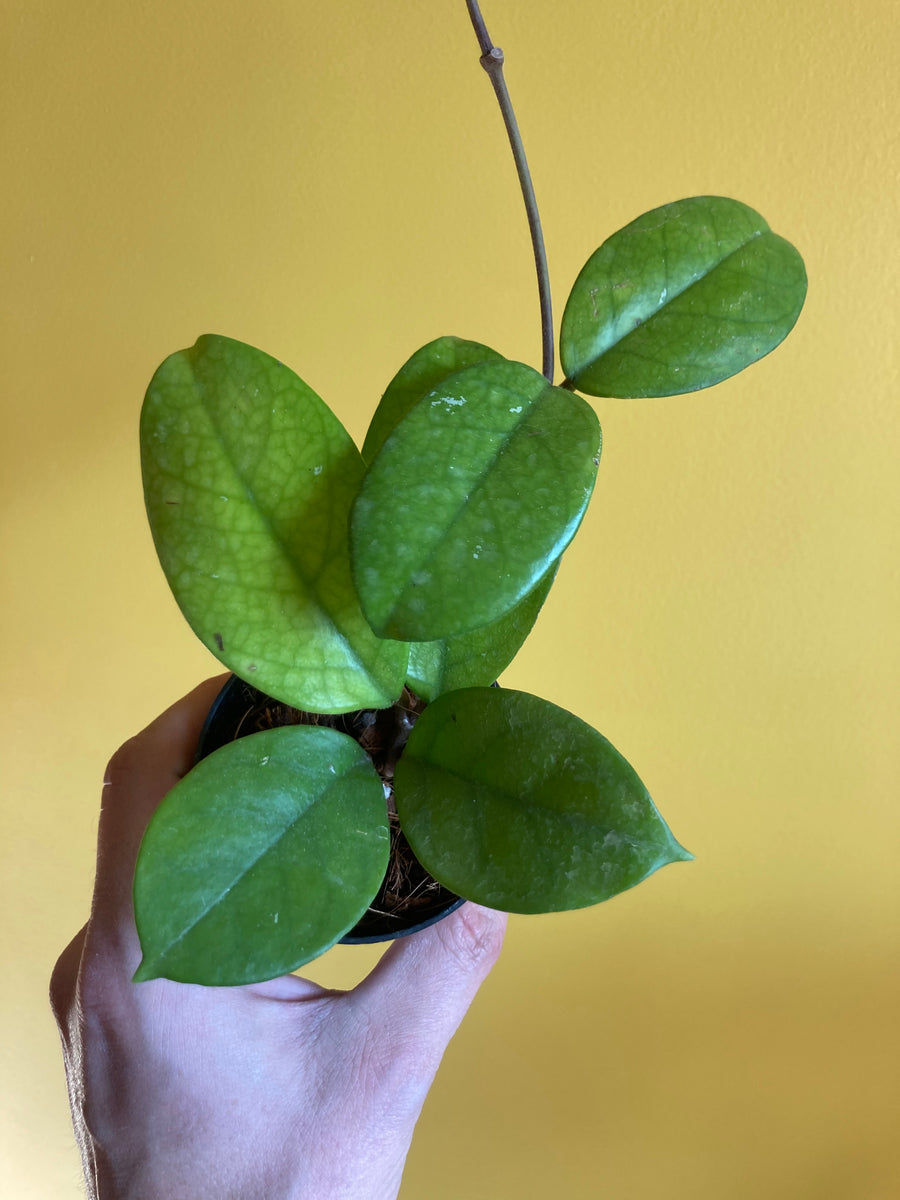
[560,195,807,397]
[351,359,601,641]
[395,687,692,912]
[406,560,558,702]
[361,335,502,465]
[134,726,389,985]
[141,334,408,713]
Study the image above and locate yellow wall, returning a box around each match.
[2,1,897,1195]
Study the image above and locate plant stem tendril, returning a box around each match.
[465,0,554,383]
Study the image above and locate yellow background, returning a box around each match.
[2,1,898,1195]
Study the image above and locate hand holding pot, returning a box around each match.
[50,676,506,1200]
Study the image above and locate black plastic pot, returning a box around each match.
[196,675,464,944]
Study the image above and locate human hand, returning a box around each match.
[50,677,506,1200]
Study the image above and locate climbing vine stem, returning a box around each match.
[465,0,554,383]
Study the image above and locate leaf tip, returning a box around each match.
[667,837,695,865]
[132,958,160,984]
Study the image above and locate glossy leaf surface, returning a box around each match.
[134,726,389,985]
[351,359,601,641]
[560,195,807,397]
[141,334,408,712]
[406,560,558,702]
[395,687,692,912]
[361,335,502,465]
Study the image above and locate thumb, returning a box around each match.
[347,903,506,1093]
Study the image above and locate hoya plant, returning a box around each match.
[133,3,806,986]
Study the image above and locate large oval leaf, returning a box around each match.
[394,687,691,912]
[560,195,807,397]
[351,359,601,641]
[406,559,558,702]
[361,335,502,466]
[133,725,389,985]
[141,334,408,713]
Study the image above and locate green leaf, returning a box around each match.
[560,195,807,397]
[406,559,558,702]
[361,335,503,465]
[395,687,691,912]
[133,726,389,985]
[351,359,601,641]
[141,334,408,713]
